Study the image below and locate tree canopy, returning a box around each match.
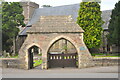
[2,2,25,52]
[108,1,120,47]
[77,2,104,49]
[42,5,52,7]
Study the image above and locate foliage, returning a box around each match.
[108,1,120,46]
[91,53,120,57]
[0,53,18,58]
[91,53,105,56]
[63,45,68,50]
[42,5,52,7]
[94,55,120,58]
[38,54,42,56]
[33,60,42,67]
[77,2,104,49]
[82,0,101,2]
[2,2,25,52]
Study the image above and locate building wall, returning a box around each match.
[19,33,93,69]
[16,2,39,53]
[16,36,27,54]
[100,30,109,53]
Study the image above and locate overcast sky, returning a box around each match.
[5,0,119,11]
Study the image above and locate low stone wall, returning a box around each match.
[0,57,119,69]
[0,58,21,68]
[93,57,119,66]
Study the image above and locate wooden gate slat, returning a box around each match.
[49,53,77,68]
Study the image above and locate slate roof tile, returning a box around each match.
[27,16,84,33]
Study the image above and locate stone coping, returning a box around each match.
[0,57,120,60]
[0,58,19,60]
[93,57,120,59]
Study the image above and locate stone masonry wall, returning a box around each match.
[93,58,119,66]
[0,58,22,68]
[19,32,93,69]
[1,58,119,69]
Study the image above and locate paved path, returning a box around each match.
[1,66,119,78]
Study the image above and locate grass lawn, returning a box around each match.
[9,55,18,58]
[92,53,120,58]
[94,56,120,58]
[0,55,18,58]
[91,53,105,56]
[33,60,42,67]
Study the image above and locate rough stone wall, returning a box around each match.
[19,33,93,69]
[1,58,21,68]
[100,30,109,53]
[1,58,119,69]
[93,58,119,66]
[16,36,27,54]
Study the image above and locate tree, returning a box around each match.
[108,1,120,47]
[42,5,52,7]
[77,2,104,49]
[2,2,25,53]
[0,0,2,56]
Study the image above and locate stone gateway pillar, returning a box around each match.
[19,16,93,70]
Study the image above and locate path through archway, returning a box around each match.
[28,45,42,69]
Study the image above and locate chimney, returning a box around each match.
[20,0,39,24]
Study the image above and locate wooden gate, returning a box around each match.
[48,53,77,68]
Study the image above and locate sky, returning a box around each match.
[4,0,119,11]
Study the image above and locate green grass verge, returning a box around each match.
[94,56,120,58]
[0,55,18,58]
[33,60,42,67]
[9,55,18,58]
[91,53,105,56]
[91,53,120,57]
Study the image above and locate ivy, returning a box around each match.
[77,2,104,49]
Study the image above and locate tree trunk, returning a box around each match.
[13,37,16,56]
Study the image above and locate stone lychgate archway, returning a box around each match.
[19,16,93,70]
[47,38,78,68]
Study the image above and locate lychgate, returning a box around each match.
[19,15,93,70]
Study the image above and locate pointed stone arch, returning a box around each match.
[26,43,42,69]
[26,43,42,52]
[46,35,79,68]
[46,35,80,55]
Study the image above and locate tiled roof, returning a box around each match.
[26,4,80,26]
[19,4,112,35]
[27,16,84,33]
